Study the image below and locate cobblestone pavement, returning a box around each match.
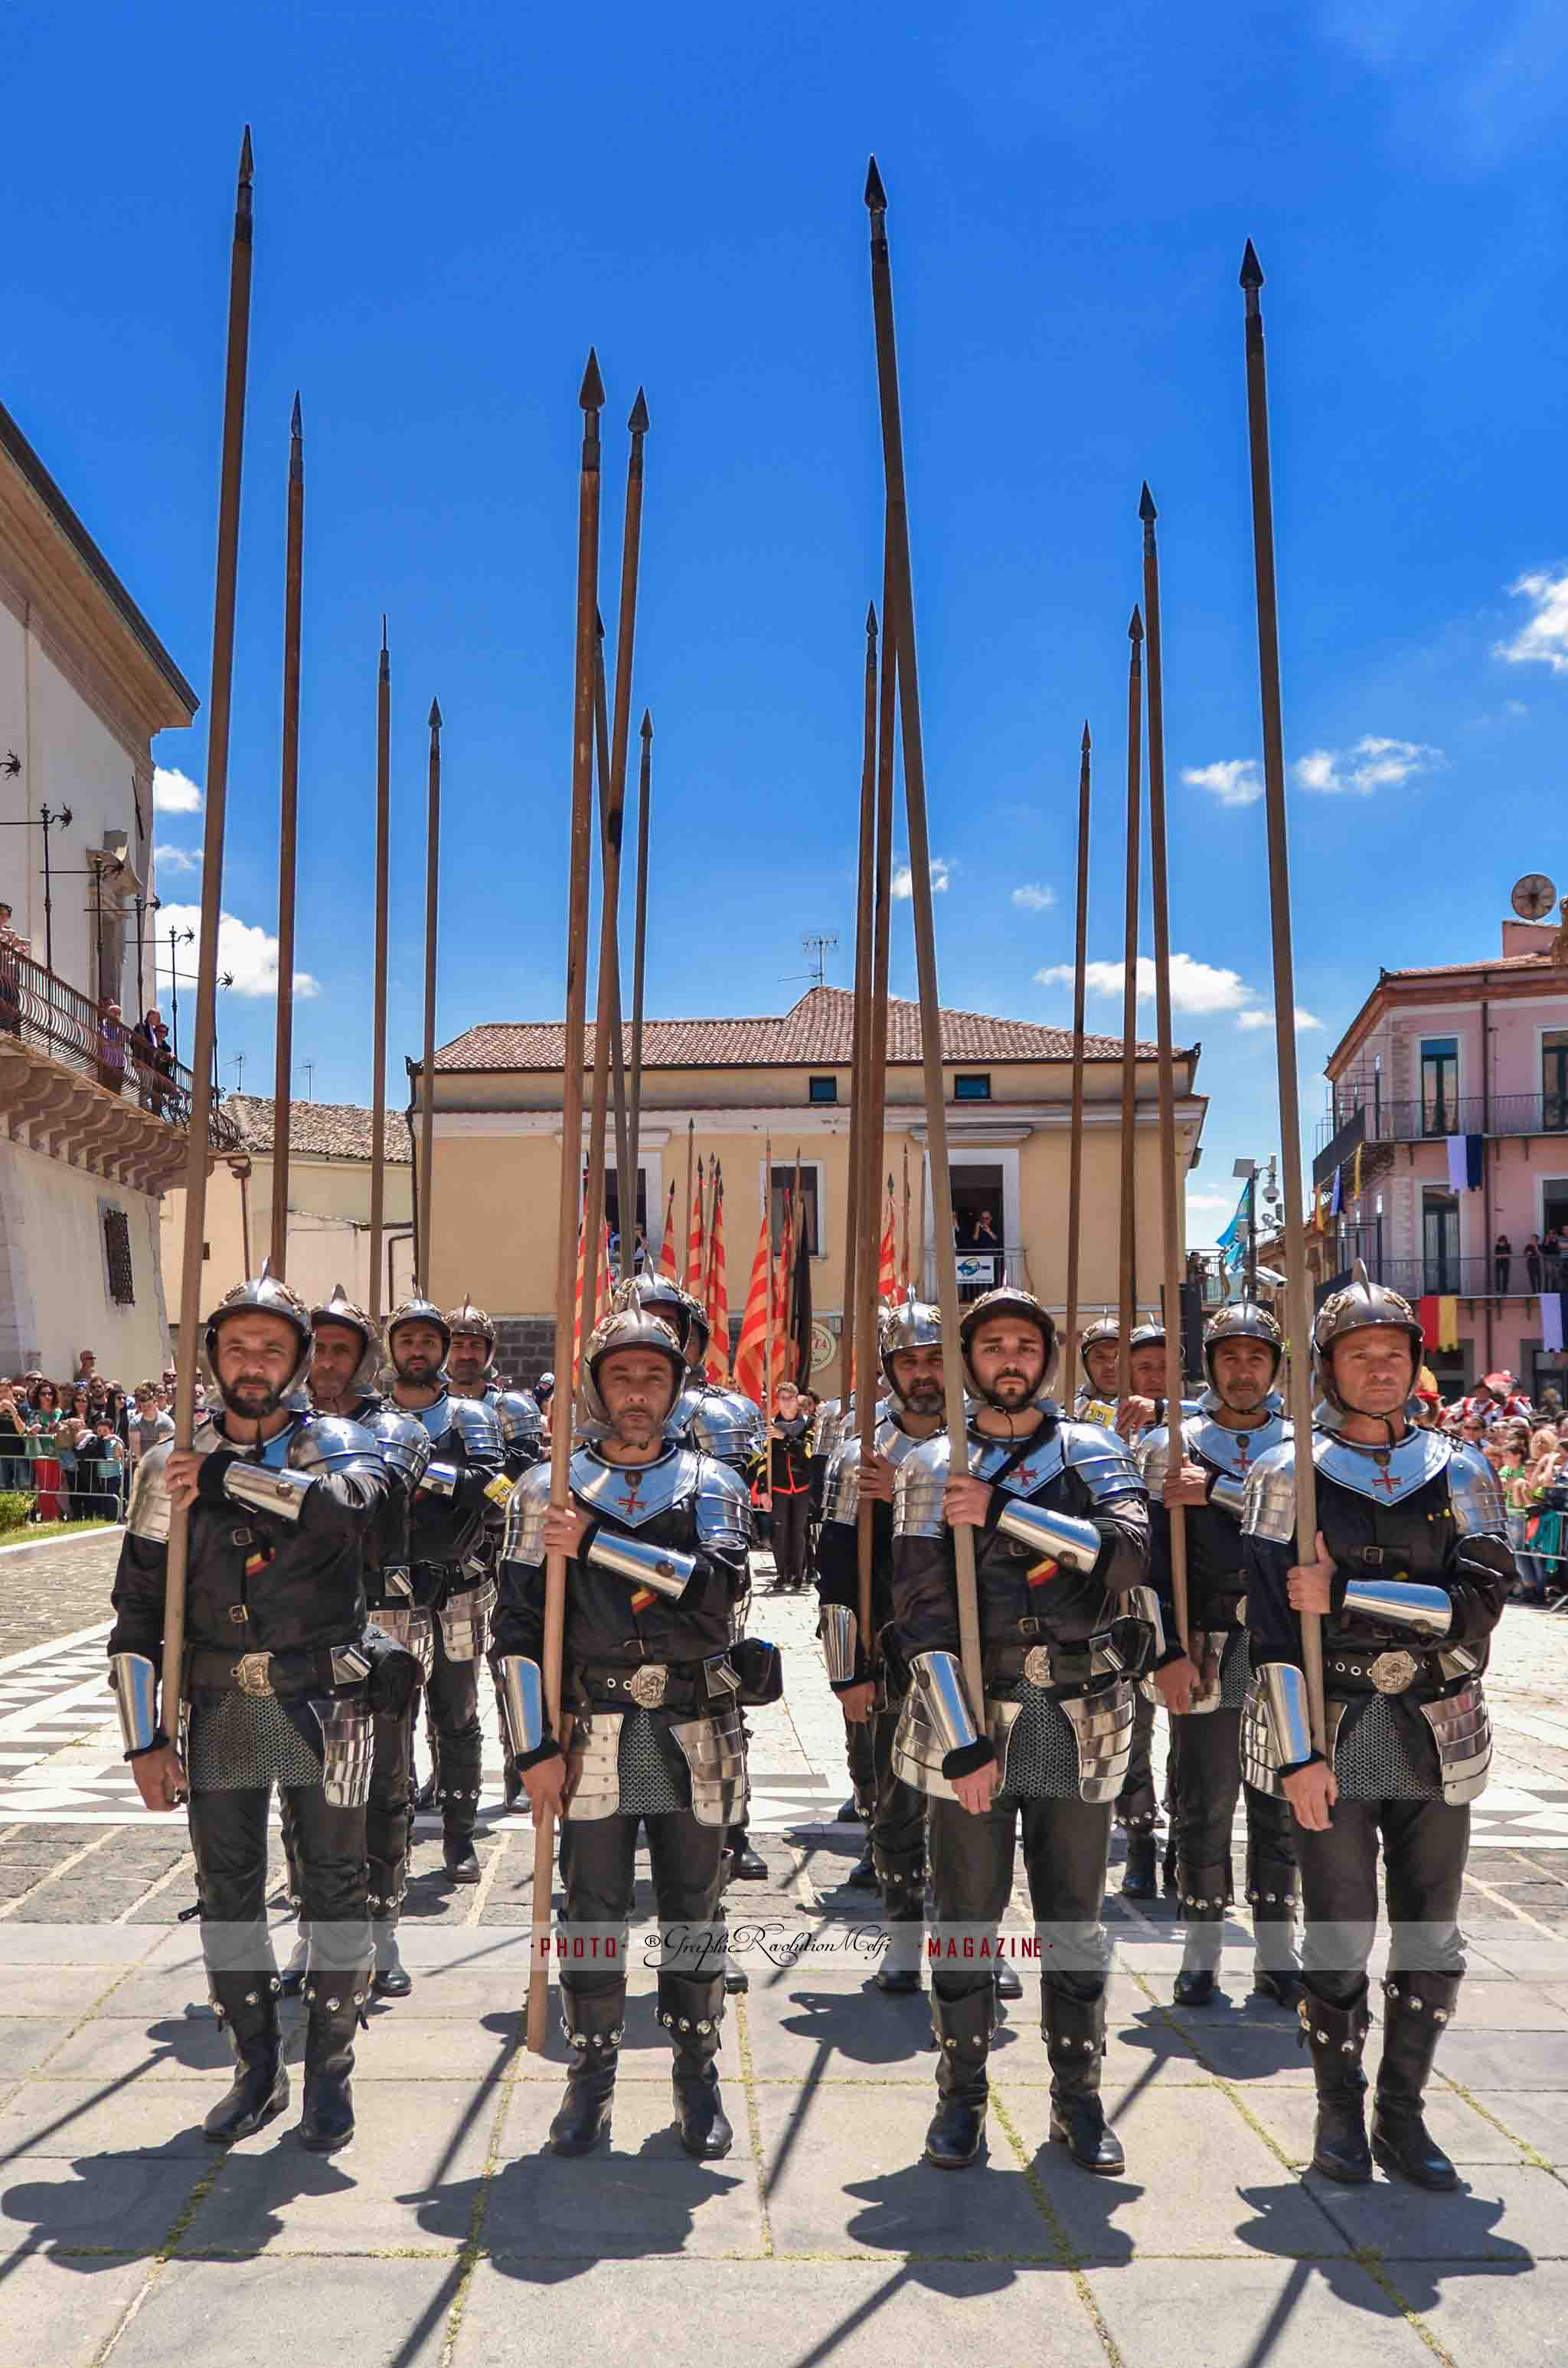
[0,1532,1564,2366]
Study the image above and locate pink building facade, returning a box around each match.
[1313,917,1568,1402]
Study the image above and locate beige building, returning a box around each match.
[161,1097,413,1343]
[420,986,1207,1385]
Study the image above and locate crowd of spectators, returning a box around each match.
[0,1351,177,1527]
[1416,1366,1568,1608]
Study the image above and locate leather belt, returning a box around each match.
[575,1659,710,1713]
[986,1630,1119,1690]
[1326,1649,1429,1696]
[186,1644,365,1698]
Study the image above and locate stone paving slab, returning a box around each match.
[488,2081,767,2257]
[1243,2079,1532,2168]
[1081,2256,1436,2368]
[0,2152,201,2252]
[111,2255,460,2368]
[0,2078,217,2159]
[1453,2085,1568,2164]
[1416,2257,1568,2364]
[1305,2162,1567,2262]
[0,2252,150,2368]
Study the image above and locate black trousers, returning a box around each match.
[558,1809,730,2000]
[927,1791,1112,2005]
[282,1702,413,1926]
[1115,1685,1158,1828]
[844,1706,876,1813]
[190,1781,369,1980]
[1172,1703,1296,1873]
[771,1490,810,1587]
[1295,1794,1469,2005]
[871,1699,926,1886]
[426,1617,482,1841]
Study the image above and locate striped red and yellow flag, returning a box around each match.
[733,1196,772,1406]
[772,1190,793,1387]
[686,1156,706,1292]
[877,1174,898,1305]
[570,1212,588,1375]
[705,1165,730,1382]
[658,1180,678,1280]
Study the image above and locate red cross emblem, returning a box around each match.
[1370,1459,1401,1500]
[612,1477,643,1517]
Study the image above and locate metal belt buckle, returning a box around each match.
[1022,1644,1053,1687]
[629,1663,668,1708]
[1369,1649,1418,1696]
[234,1651,274,1698]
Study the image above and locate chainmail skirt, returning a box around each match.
[615,1709,692,1817]
[1332,1696,1442,1802]
[992,1682,1083,1801]
[1219,1627,1250,1709]
[188,1694,323,1793]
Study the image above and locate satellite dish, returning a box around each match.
[1511,872,1557,921]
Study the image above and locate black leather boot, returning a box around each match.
[1299,1984,1374,2182]
[1246,1832,1302,2009]
[848,1840,879,1889]
[1371,1974,1461,2191]
[204,1971,289,2143]
[299,1961,371,2154]
[549,1985,624,2155]
[1120,1827,1157,1899]
[1173,1857,1229,2009]
[371,1921,412,1999]
[660,1974,732,2158]
[876,1853,926,1994]
[923,1987,993,2167]
[1044,1985,1125,2174]
[278,1925,310,1998]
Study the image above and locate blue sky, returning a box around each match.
[7,1,1568,1242]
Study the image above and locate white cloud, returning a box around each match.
[1293,736,1441,796]
[156,902,318,1000]
[1236,1006,1324,1033]
[153,844,201,874]
[891,857,951,901]
[1495,568,1568,673]
[152,767,203,816]
[1035,952,1254,1016]
[1011,882,1056,911]
[1182,758,1263,808]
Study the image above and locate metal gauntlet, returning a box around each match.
[910,1650,982,1753]
[584,1526,697,1601]
[496,1657,545,1757]
[1259,1661,1314,1768]
[1208,1471,1246,1522]
[108,1653,159,1755]
[994,1496,1102,1573]
[1341,1575,1452,1640]
[819,1604,859,1684]
[222,1460,314,1523]
[420,1461,459,1498]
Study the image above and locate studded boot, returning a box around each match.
[1120,1820,1157,1899]
[549,1984,625,2155]
[204,1969,288,2143]
[1173,1858,1230,2008]
[874,1844,926,1995]
[299,1958,372,2154]
[924,1987,994,2168]
[660,1973,732,2158]
[368,1829,411,1998]
[1371,1973,1462,2191]
[1299,1983,1373,2182]
[1245,1833,1301,2010]
[1044,1984,1125,2174]
[278,1810,309,1996]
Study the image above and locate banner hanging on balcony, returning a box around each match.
[1445,1134,1484,1192]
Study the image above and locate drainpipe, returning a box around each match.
[1481,998,1494,1372]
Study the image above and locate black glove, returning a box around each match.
[362,1624,421,1715]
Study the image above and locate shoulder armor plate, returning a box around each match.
[289,1415,380,1475]
[971,1428,1066,1494]
[127,1441,174,1543]
[501,1463,551,1565]
[570,1444,701,1529]
[1446,1441,1506,1538]
[1061,1420,1145,1503]
[823,1435,862,1527]
[685,1386,761,1467]
[1314,1424,1449,1506]
[1242,1441,1298,1543]
[446,1397,503,1458]
[1135,1422,1180,1495]
[893,1433,952,1539]
[1189,1410,1288,1484]
[694,1457,753,1555]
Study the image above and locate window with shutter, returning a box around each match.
[104,1210,135,1305]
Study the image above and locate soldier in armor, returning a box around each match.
[494,1310,753,2158]
[1073,1314,1121,1421]
[817,1296,955,1992]
[447,1300,503,1404]
[891,1287,1152,2173]
[386,1292,508,1882]
[496,1388,547,1480]
[1137,1302,1299,2008]
[1242,1270,1512,2191]
[1107,1315,1194,1897]
[106,1271,396,2152]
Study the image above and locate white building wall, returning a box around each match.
[0,1137,168,1379]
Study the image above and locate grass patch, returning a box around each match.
[0,1518,116,1545]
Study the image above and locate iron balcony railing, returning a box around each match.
[0,940,241,1155]
[920,1243,1032,1300]
[1354,1254,1550,1303]
[1315,1089,1568,1176]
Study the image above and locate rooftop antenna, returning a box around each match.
[301,1059,315,1101]
[801,930,838,988]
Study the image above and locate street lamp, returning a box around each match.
[160,927,194,1064]
[0,802,73,976]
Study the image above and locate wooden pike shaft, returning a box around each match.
[528,352,604,2055]
[270,394,302,1277]
[901,1139,911,1284]
[1117,611,1143,1405]
[419,701,442,1286]
[368,623,390,1317]
[682,1120,695,1287]
[163,129,255,1740]
[607,398,647,1283]
[1063,722,1091,1394]
[1140,489,1190,1660]
[626,711,652,1278]
[856,534,896,1653]
[841,606,878,1404]
[864,162,982,1715]
[1240,245,1325,1751]
[581,623,629,1333]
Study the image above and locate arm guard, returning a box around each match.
[126,1444,173,1543]
[1258,1660,1315,1772]
[496,1656,544,1756]
[910,1649,981,1752]
[992,1496,1102,1573]
[501,1464,550,1565]
[1340,1575,1453,1640]
[420,1460,459,1498]
[108,1653,161,1757]
[1135,1426,1173,1493]
[819,1602,859,1684]
[693,1460,753,1558]
[1208,1470,1246,1522]
[222,1461,314,1523]
[583,1524,698,1601]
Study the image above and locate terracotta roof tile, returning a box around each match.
[229,1095,412,1163]
[433,986,1171,1074]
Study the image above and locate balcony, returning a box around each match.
[918,1243,1033,1300]
[1314,1085,1568,1184]
[0,942,239,1192]
[1341,1255,1543,1304]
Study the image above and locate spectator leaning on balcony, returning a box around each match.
[0,904,21,1036]
[1525,1234,1544,1294]
[1494,1234,1513,1294]
[97,999,128,1094]
[1544,1225,1564,1291]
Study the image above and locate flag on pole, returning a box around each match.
[733,1199,772,1405]
[772,1185,795,1388]
[596,1218,612,1329]
[790,1177,815,1387]
[877,1173,897,1303]
[1351,1141,1364,1205]
[704,1163,730,1381]
[570,1212,588,1375]
[687,1156,706,1292]
[658,1180,678,1280]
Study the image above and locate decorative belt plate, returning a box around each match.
[629,1663,669,1708]
[1023,1644,1053,1687]
[235,1652,275,1697]
[1369,1650,1418,1695]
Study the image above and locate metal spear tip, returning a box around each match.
[290,391,302,438]
[1239,238,1264,290]
[1128,605,1144,641]
[1138,480,1158,523]
[639,708,652,738]
[1082,720,1092,751]
[864,155,887,211]
[381,613,389,653]
[238,126,254,185]
[429,698,443,731]
[628,387,649,433]
[866,600,878,633]
[580,348,606,410]
[595,606,606,639]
